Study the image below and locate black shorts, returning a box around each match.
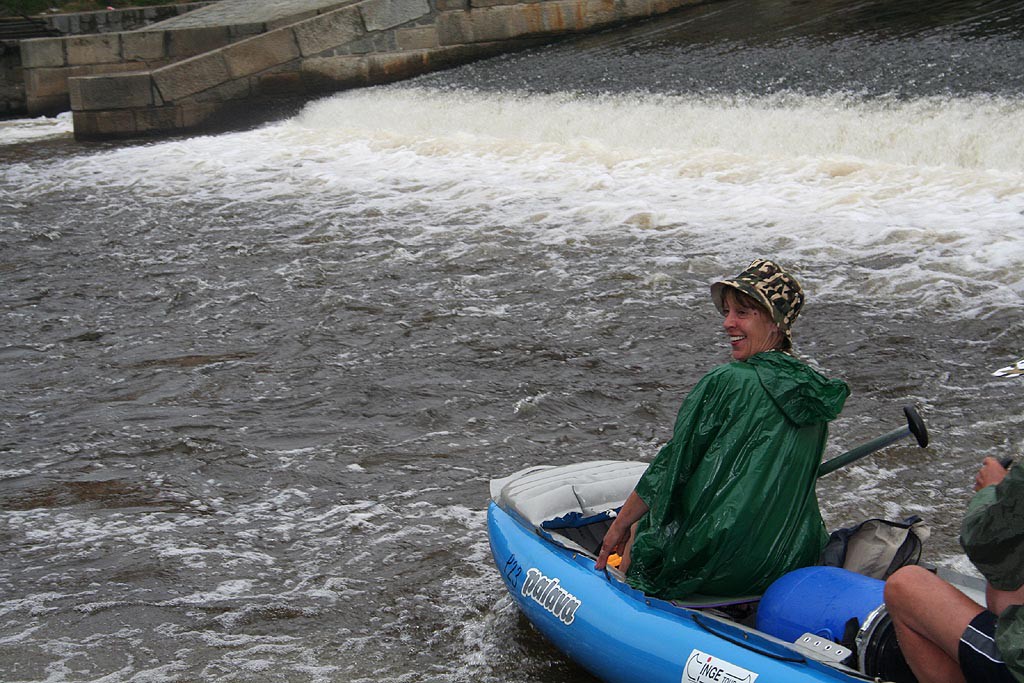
[959,610,1016,683]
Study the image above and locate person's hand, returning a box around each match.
[974,457,1010,492]
[595,521,629,571]
[594,491,648,571]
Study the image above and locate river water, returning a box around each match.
[2,0,1024,681]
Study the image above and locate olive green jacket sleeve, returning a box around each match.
[961,465,1024,681]
[961,465,1024,591]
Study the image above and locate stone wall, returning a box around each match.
[1,39,25,115]
[18,1,360,116]
[1,3,212,117]
[21,21,266,115]
[68,0,705,139]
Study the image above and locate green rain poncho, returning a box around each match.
[626,351,850,600]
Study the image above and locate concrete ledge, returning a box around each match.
[166,26,233,58]
[301,54,370,87]
[72,108,136,136]
[70,71,154,109]
[69,0,709,140]
[135,105,180,133]
[66,33,122,65]
[395,26,439,50]
[298,39,531,89]
[190,76,250,103]
[293,7,365,56]
[152,51,231,101]
[123,32,166,61]
[437,0,626,44]
[360,0,431,31]
[223,28,300,78]
[21,38,65,68]
[21,25,248,113]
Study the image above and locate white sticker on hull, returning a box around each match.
[683,650,759,683]
[521,568,582,625]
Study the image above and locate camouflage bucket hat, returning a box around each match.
[710,259,804,347]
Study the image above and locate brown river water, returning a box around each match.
[2,0,1024,680]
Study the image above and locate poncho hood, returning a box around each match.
[747,352,849,427]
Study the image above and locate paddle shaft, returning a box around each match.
[817,405,928,478]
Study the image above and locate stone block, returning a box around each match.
[582,0,623,25]
[546,1,591,31]
[190,77,250,103]
[69,72,154,111]
[228,24,266,41]
[434,0,469,9]
[223,29,300,79]
[72,108,136,138]
[152,52,231,101]
[300,55,369,88]
[134,105,180,134]
[24,67,69,99]
[49,15,70,34]
[360,0,431,32]
[439,6,531,42]
[168,27,232,59]
[123,32,166,62]
[269,12,317,30]
[66,74,84,109]
[365,50,431,82]
[370,31,398,51]
[21,38,65,69]
[293,7,365,57]
[395,26,439,50]
[435,11,472,44]
[90,62,153,75]
[66,34,122,65]
[27,91,67,116]
[178,101,220,130]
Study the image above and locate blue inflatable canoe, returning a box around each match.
[488,460,984,683]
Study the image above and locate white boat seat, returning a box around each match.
[490,460,647,528]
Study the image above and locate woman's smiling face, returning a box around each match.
[720,289,783,361]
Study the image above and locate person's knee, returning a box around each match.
[884,565,934,616]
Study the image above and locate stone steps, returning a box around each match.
[0,18,60,40]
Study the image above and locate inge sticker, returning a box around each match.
[521,568,582,625]
[683,650,759,683]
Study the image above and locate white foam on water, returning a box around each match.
[0,113,73,145]
[3,87,1022,317]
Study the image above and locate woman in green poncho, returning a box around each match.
[595,259,850,601]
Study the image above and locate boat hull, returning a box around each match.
[488,501,868,683]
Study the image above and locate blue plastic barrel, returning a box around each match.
[755,566,885,643]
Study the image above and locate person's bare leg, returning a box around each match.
[884,565,985,683]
